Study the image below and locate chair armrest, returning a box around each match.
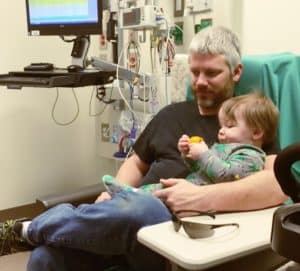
[36,183,105,209]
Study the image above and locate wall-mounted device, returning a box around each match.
[120,6,158,30]
[185,0,213,14]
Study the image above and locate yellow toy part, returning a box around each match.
[189,136,203,143]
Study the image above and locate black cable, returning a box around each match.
[95,85,116,104]
[89,86,109,117]
[59,35,77,43]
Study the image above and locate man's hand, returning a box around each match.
[95,191,112,203]
[154,178,214,215]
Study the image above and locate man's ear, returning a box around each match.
[233,64,243,83]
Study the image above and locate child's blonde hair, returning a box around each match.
[220,92,279,145]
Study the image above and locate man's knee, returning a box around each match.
[115,192,171,226]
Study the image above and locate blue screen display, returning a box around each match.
[28,0,98,25]
[26,0,102,35]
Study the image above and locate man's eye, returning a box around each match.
[206,70,219,77]
[191,72,199,78]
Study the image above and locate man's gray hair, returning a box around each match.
[188,26,241,73]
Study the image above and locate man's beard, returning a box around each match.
[197,94,228,109]
[197,97,216,108]
[194,84,234,110]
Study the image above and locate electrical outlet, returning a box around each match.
[99,34,107,50]
[101,123,110,142]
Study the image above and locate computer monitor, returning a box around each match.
[25,0,103,36]
[25,0,103,68]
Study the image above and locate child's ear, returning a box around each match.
[252,128,264,141]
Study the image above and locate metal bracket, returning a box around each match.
[91,57,152,86]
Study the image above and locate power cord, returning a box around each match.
[51,87,80,126]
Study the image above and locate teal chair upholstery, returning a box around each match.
[233,53,300,186]
[235,53,300,149]
[187,52,300,149]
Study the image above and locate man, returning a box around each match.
[1,26,287,271]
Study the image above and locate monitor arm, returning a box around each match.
[91,57,152,85]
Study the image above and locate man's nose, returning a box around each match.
[195,73,208,86]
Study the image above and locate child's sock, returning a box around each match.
[102,175,138,195]
[102,175,165,195]
[138,183,164,193]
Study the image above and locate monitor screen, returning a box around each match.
[25,0,103,36]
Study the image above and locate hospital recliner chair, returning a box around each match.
[2,52,300,270]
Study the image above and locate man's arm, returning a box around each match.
[154,155,288,214]
[115,153,150,187]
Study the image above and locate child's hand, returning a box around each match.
[178,134,190,156]
[186,141,209,160]
[95,191,112,203]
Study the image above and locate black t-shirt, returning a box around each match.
[133,101,279,184]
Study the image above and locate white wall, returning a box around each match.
[0,1,103,209]
[241,0,300,54]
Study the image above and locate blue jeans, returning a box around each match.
[27,191,172,271]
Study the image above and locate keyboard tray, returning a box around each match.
[0,69,115,89]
